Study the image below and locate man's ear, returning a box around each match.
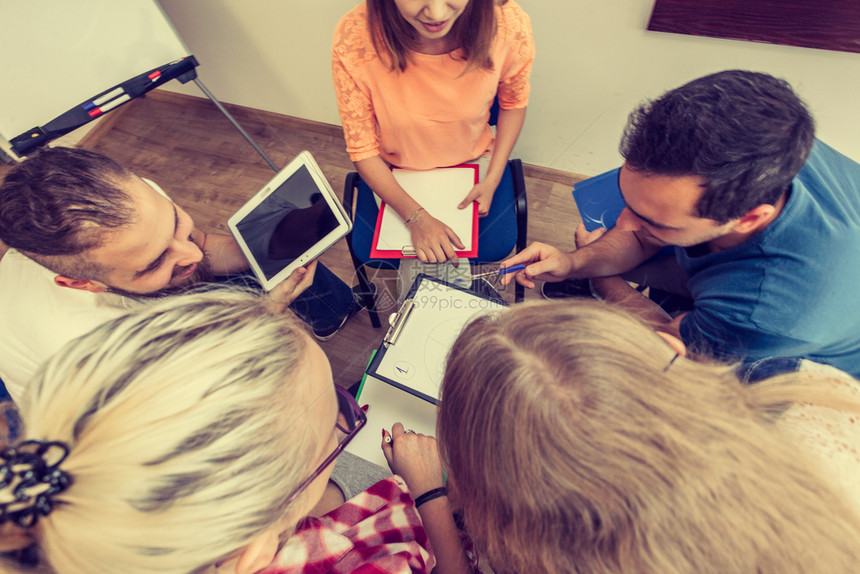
[53,275,108,293]
[655,330,687,357]
[234,528,281,574]
[732,204,776,234]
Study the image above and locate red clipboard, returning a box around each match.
[370,164,480,259]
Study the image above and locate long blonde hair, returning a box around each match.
[438,300,860,573]
[1,290,322,574]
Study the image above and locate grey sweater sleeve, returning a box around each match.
[329,450,392,501]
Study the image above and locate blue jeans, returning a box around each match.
[740,356,804,384]
[217,262,354,332]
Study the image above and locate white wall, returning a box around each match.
[159,0,860,175]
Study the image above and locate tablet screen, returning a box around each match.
[235,165,339,280]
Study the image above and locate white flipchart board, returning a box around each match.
[0,0,190,154]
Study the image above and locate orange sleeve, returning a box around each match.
[332,5,381,163]
[497,1,535,110]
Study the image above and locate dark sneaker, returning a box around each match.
[313,283,377,342]
[540,278,593,300]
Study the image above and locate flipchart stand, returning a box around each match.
[0,0,278,171]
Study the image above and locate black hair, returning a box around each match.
[620,70,815,223]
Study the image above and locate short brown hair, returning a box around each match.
[0,147,135,278]
[438,300,860,573]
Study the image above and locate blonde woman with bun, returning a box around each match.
[0,291,470,574]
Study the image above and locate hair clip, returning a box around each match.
[663,353,680,372]
[0,439,73,528]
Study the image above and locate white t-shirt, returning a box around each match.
[0,250,136,403]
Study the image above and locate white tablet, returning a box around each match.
[228,151,352,291]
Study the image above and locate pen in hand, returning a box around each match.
[453,264,526,283]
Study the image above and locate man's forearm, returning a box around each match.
[567,227,659,279]
[590,276,674,332]
[199,232,250,275]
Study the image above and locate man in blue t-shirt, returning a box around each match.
[503,70,860,377]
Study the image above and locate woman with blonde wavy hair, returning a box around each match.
[386,300,860,573]
[0,290,471,574]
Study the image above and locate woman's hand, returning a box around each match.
[408,212,465,266]
[458,179,496,217]
[381,422,445,497]
[383,423,473,574]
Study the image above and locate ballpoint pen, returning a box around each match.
[454,263,526,282]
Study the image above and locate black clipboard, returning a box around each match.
[366,274,507,404]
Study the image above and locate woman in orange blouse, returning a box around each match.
[332,0,534,264]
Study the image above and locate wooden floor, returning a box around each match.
[1,91,585,387]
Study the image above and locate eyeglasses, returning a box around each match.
[285,385,367,504]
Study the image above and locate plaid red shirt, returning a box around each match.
[261,476,436,573]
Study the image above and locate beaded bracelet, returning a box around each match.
[414,486,448,508]
[404,207,425,227]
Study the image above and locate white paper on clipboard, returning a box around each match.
[346,375,438,468]
[367,275,506,403]
[375,167,477,252]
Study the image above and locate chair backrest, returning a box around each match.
[489,96,500,127]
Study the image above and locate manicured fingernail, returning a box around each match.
[361,404,370,413]
[382,429,391,443]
